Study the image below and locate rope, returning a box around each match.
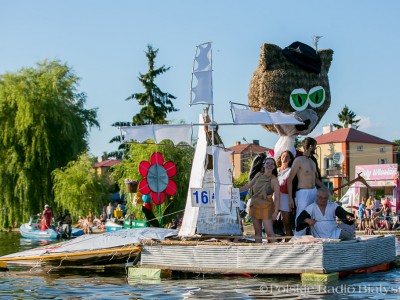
[47,256,67,273]
[143,208,185,224]
[29,257,44,272]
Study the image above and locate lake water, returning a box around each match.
[1,232,400,299]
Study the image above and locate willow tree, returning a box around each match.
[0,60,99,229]
[52,153,110,219]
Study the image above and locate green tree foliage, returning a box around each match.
[107,45,178,159]
[333,105,360,129]
[0,60,99,229]
[126,44,178,125]
[233,172,249,188]
[111,141,194,225]
[394,140,400,170]
[52,153,110,220]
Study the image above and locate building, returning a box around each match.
[93,157,121,176]
[228,140,271,178]
[314,125,397,196]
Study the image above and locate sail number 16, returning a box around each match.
[190,188,214,207]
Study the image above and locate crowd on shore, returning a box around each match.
[354,196,399,234]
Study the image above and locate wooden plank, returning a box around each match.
[138,264,325,274]
[0,246,141,262]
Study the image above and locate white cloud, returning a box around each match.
[356,115,380,131]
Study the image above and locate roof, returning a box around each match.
[314,128,394,145]
[94,159,122,168]
[228,143,271,154]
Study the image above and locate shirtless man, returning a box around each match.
[287,137,323,236]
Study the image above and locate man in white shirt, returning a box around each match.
[296,187,355,240]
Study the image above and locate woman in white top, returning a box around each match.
[277,150,295,236]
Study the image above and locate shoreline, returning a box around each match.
[2,225,399,237]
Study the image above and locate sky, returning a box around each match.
[1,1,399,157]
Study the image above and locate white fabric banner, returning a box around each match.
[191,42,213,105]
[231,104,303,125]
[194,42,211,72]
[212,146,234,215]
[121,124,192,145]
[192,71,213,105]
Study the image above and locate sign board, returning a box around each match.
[191,188,215,207]
[191,187,240,208]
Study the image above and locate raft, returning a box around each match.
[138,235,396,275]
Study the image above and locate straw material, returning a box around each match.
[248,43,333,134]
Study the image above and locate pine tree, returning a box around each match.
[107,45,178,159]
[127,44,178,125]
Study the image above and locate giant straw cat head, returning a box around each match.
[248,41,333,136]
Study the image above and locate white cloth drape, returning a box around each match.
[121,124,192,145]
[212,146,234,215]
[231,103,303,125]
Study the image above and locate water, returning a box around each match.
[1,232,400,299]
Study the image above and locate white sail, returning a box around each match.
[190,42,213,105]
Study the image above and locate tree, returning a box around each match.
[394,140,400,170]
[0,60,99,229]
[52,153,111,219]
[126,44,178,125]
[107,45,178,159]
[333,105,360,129]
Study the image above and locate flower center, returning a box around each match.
[147,164,168,192]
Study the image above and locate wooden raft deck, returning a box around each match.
[139,235,396,274]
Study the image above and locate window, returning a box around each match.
[323,181,333,190]
[379,147,386,153]
[378,159,387,164]
[356,145,363,151]
[323,158,332,172]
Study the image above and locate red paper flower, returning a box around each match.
[138,152,177,205]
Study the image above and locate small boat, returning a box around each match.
[19,216,84,240]
[105,220,123,232]
[19,223,59,240]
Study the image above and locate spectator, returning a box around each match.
[41,204,54,231]
[114,204,123,220]
[61,210,72,238]
[381,197,392,230]
[92,215,102,229]
[82,216,93,234]
[358,198,366,231]
[106,202,114,220]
